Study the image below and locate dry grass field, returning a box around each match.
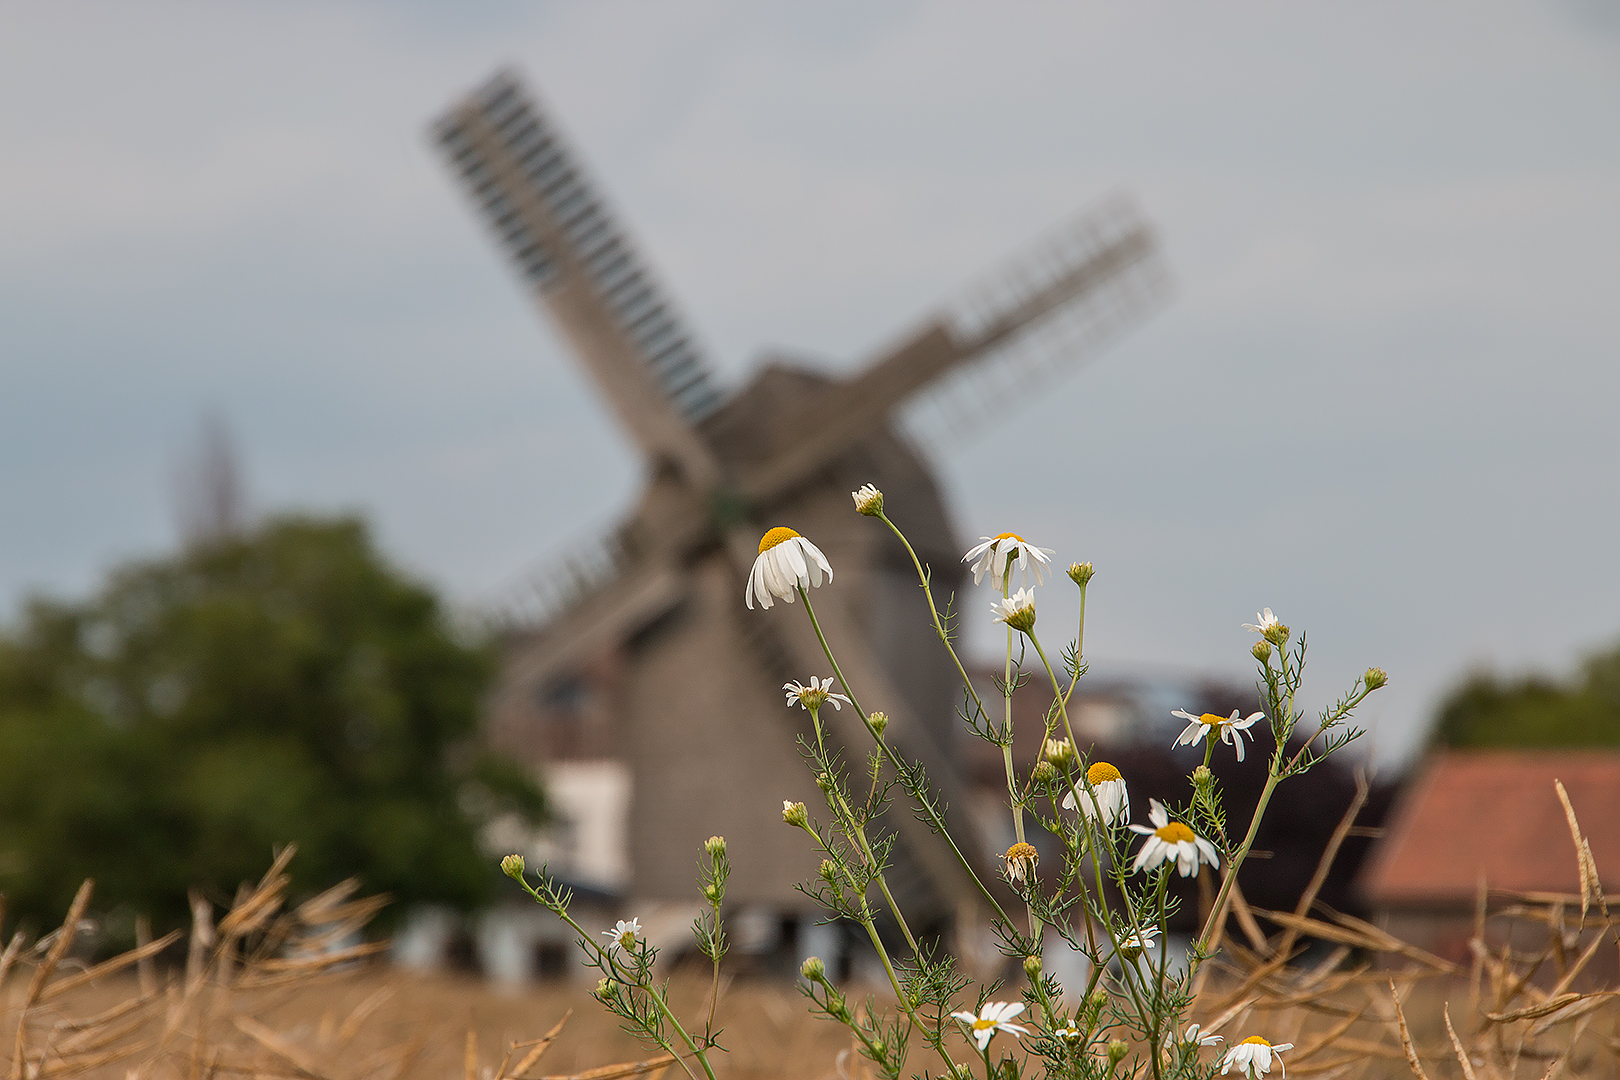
[3,839,1617,1080]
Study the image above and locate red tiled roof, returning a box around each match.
[1361,751,1620,907]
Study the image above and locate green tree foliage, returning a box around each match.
[1433,639,1620,747]
[0,515,543,934]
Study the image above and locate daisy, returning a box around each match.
[1221,1037,1293,1078]
[1172,708,1265,762]
[1241,609,1279,634]
[784,676,850,713]
[1053,1022,1083,1042]
[1062,761,1129,825]
[1116,927,1159,958]
[950,1001,1030,1052]
[1003,842,1039,884]
[850,484,883,516]
[602,918,642,955]
[746,528,833,610]
[1130,800,1220,877]
[1166,1024,1222,1050]
[990,587,1037,633]
[963,533,1055,590]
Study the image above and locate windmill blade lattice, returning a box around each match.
[902,193,1171,450]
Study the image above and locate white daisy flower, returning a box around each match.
[990,587,1037,633]
[1062,761,1129,825]
[1054,1022,1083,1041]
[1241,609,1279,634]
[1171,708,1265,762]
[1129,800,1220,877]
[1222,1036,1293,1078]
[950,1001,1030,1052]
[1116,927,1159,958]
[1003,842,1039,884]
[783,676,850,713]
[602,918,642,954]
[1166,1023,1222,1050]
[746,527,833,610]
[963,533,1055,590]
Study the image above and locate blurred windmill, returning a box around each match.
[432,70,1169,962]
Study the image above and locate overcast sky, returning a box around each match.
[3,2,1616,766]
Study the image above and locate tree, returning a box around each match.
[0,515,543,935]
[1432,639,1620,748]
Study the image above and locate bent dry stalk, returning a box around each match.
[499,482,1388,1080]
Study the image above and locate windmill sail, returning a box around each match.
[433,71,724,484]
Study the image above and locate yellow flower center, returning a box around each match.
[758,526,800,553]
[992,532,1026,542]
[1198,712,1227,726]
[974,1018,996,1031]
[1156,822,1196,844]
[1241,1037,1271,1047]
[1088,762,1122,784]
[1005,842,1038,861]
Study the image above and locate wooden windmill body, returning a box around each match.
[432,71,1170,950]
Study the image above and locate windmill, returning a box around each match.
[432,70,1169,962]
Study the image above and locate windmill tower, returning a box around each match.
[432,70,1169,961]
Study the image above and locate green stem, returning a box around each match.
[797,585,1014,929]
[1195,771,1281,957]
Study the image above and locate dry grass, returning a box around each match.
[3,780,1618,1080]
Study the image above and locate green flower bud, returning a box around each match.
[1192,764,1213,792]
[782,800,808,828]
[1067,562,1095,587]
[1107,1039,1130,1066]
[1042,737,1076,767]
[1022,954,1043,980]
[819,859,839,884]
[499,853,525,879]
[851,484,884,516]
[594,977,613,1001]
[867,711,889,737]
[801,955,826,981]
[816,771,835,793]
[1031,760,1058,786]
[704,835,727,858]
[1263,622,1290,647]
[1364,667,1388,691]
[1252,640,1272,664]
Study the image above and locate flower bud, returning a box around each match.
[1031,760,1058,786]
[1252,640,1272,664]
[499,853,525,879]
[782,800,808,828]
[1042,737,1076,767]
[801,955,826,981]
[1067,562,1095,587]
[851,484,884,516]
[1107,1039,1130,1066]
[816,771,835,793]
[1022,954,1043,980]
[594,977,613,1001]
[1192,765,1213,793]
[1263,622,1290,647]
[819,859,839,884]
[704,835,727,858]
[1364,667,1388,691]
[866,711,889,737]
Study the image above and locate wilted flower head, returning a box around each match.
[746,528,833,610]
[1129,799,1220,877]
[784,675,850,713]
[1166,1024,1223,1051]
[851,484,884,516]
[1067,561,1095,587]
[949,1001,1030,1051]
[963,533,1055,590]
[1004,841,1039,884]
[1172,708,1265,762]
[1242,608,1290,646]
[990,587,1037,634]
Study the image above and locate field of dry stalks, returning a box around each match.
[3,790,1617,1080]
